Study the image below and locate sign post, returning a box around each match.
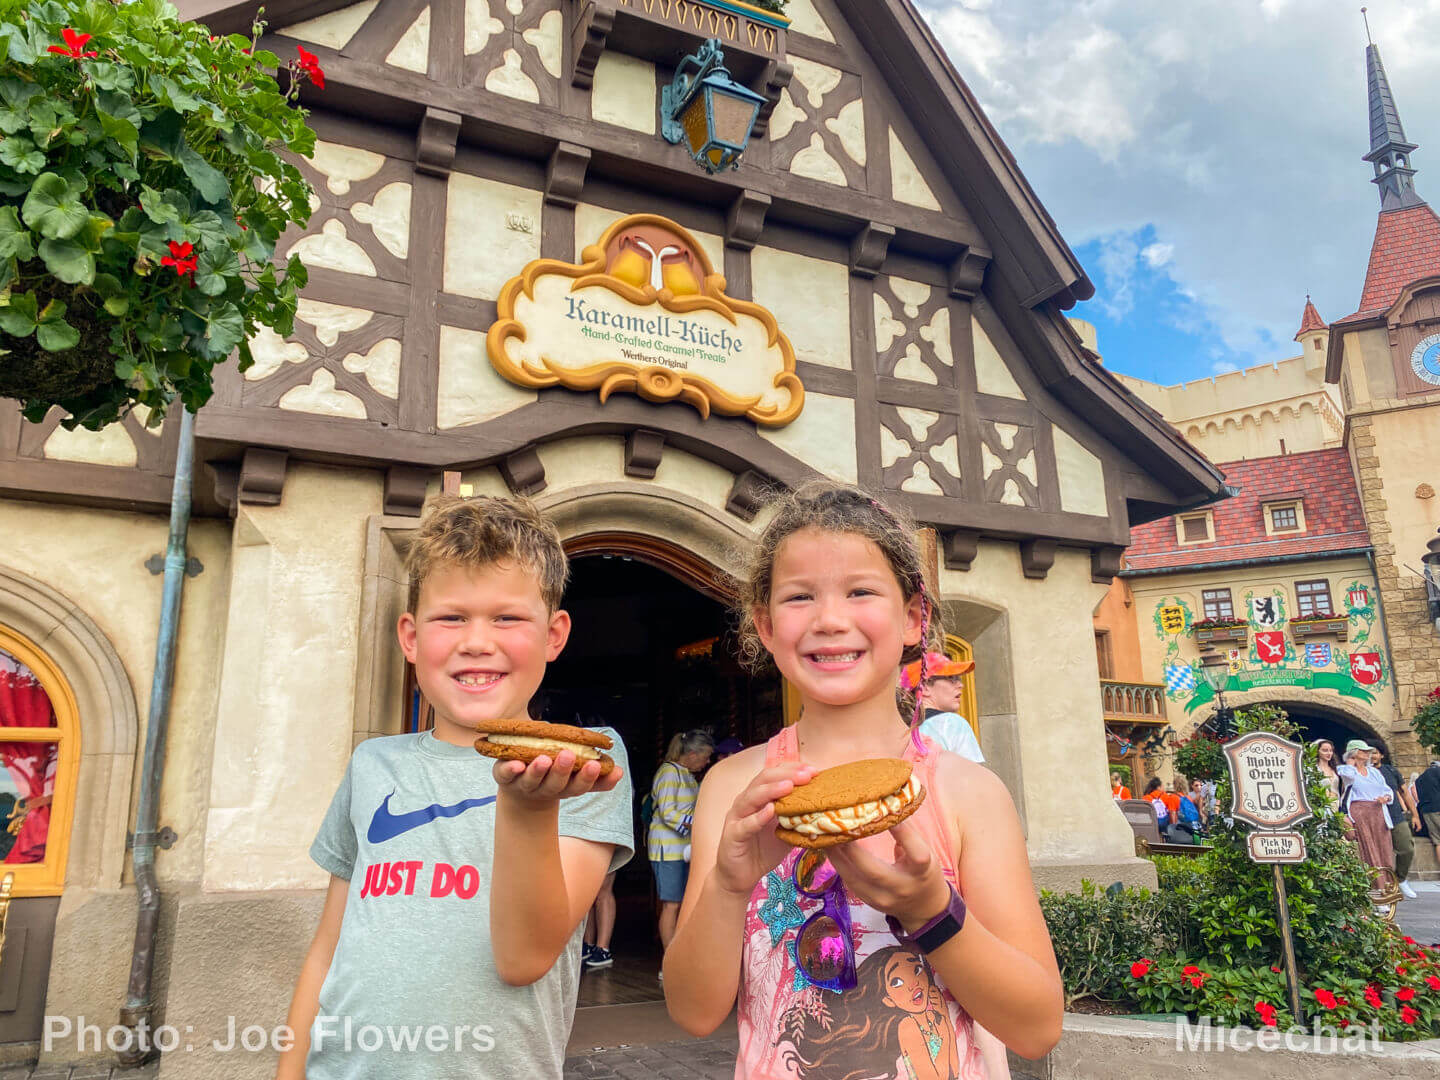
[1223,732,1314,1025]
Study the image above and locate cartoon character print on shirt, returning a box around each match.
[740,847,986,1080]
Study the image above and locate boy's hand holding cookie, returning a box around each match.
[477,718,624,802]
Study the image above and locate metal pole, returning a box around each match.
[118,406,195,1066]
[1273,863,1303,1023]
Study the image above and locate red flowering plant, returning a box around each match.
[1189,617,1249,630]
[1412,685,1440,757]
[0,0,318,430]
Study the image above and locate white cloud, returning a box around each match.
[1212,360,1240,375]
[919,0,1440,369]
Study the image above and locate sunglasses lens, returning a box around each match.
[797,915,849,983]
[795,850,837,896]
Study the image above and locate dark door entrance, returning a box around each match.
[538,542,783,1006]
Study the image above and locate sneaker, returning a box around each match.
[581,942,597,965]
[1400,880,1418,900]
[583,946,613,971]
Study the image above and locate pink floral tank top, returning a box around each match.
[735,727,987,1080]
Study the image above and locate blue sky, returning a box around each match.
[920,0,1440,385]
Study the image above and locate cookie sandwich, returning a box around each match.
[773,758,925,849]
[474,718,616,775]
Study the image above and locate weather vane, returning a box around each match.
[1361,7,1373,44]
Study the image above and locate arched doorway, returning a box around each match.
[546,536,784,1006]
[1193,688,1391,754]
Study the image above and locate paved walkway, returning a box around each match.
[1396,879,1440,945]
[564,1035,739,1080]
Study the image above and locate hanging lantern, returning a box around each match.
[660,39,766,173]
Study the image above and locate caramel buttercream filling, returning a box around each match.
[777,775,921,837]
[482,734,603,761]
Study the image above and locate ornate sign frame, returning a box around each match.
[1223,731,1313,831]
[487,213,804,427]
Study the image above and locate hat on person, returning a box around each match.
[1344,738,1375,758]
[900,651,975,691]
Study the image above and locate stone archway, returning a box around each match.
[0,565,137,892]
[1191,686,1391,753]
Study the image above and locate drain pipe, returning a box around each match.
[117,406,195,1067]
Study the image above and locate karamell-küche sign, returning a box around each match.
[487,213,804,427]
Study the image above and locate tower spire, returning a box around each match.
[1362,25,1424,210]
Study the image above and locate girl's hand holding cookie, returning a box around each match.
[824,818,951,932]
[713,761,816,897]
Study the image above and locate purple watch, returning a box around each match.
[906,884,967,954]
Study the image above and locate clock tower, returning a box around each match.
[1325,34,1440,767]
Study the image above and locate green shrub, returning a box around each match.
[1039,880,1183,1006]
[1413,686,1440,757]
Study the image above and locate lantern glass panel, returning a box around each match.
[680,93,710,157]
[709,86,760,148]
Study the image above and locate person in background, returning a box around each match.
[901,651,984,763]
[1188,779,1209,828]
[1171,776,1201,842]
[712,737,744,764]
[1111,772,1131,801]
[581,872,617,972]
[1142,776,1173,837]
[1313,739,1342,807]
[1370,746,1420,900]
[1415,755,1440,865]
[649,730,714,953]
[1336,740,1397,909]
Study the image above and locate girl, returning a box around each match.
[650,730,715,949]
[663,485,1062,1076]
[1313,738,1342,806]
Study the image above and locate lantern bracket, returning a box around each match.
[660,38,765,173]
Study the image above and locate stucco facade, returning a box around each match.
[0,0,1230,1068]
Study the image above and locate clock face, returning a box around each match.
[1413,333,1440,386]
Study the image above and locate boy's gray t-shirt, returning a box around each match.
[307,729,634,1080]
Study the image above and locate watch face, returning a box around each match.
[1413,333,1440,386]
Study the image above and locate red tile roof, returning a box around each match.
[1295,296,1325,338]
[1122,448,1369,574]
[1347,202,1440,318]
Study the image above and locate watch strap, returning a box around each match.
[911,883,966,954]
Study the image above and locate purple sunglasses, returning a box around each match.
[793,849,857,992]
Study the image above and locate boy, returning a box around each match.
[277,495,633,1079]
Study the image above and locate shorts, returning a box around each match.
[651,858,689,903]
[1423,811,1440,840]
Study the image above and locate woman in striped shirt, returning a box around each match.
[650,730,715,951]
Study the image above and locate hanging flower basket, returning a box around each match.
[0,0,320,430]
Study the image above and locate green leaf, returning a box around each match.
[193,245,239,296]
[137,110,182,160]
[4,31,35,65]
[184,210,230,249]
[0,206,34,260]
[0,109,26,135]
[177,144,229,204]
[38,237,96,285]
[22,173,89,239]
[138,186,180,226]
[97,110,139,158]
[0,135,46,175]
[35,309,79,352]
[202,301,244,358]
[0,290,37,336]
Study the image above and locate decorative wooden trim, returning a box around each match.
[849,222,895,279]
[947,245,992,299]
[725,468,770,521]
[1194,625,1248,645]
[545,142,592,208]
[499,448,547,496]
[415,107,461,178]
[1090,544,1125,584]
[564,530,735,603]
[943,529,980,572]
[624,429,666,478]
[752,59,794,139]
[384,466,431,517]
[725,190,771,251]
[237,448,288,506]
[207,461,239,516]
[571,0,616,89]
[1019,538,1057,580]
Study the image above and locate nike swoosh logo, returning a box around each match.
[367,791,496,844]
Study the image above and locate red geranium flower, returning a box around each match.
[1271,966,1282,973]
[161,240,198,281]
[1404,936,1417,945]
[1397,966,1408,975]
[1397,987,1416,1002]
[296,46,326,89]
[1254,1001,1278,1027]
[1401,1006,1420,1025]
[1365,984,1383,1008]
[1427,975,1440,991]
[1314,988,1338,1010]
[1131,959,1152,979]
[47,27,98,59]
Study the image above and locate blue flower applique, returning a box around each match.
[758,869,805,947]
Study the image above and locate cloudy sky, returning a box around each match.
[918,0,1440,385]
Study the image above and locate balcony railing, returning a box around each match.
[1101,679,1168,723]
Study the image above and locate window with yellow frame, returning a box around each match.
[783,634,980,747]
[0,625,79,897]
